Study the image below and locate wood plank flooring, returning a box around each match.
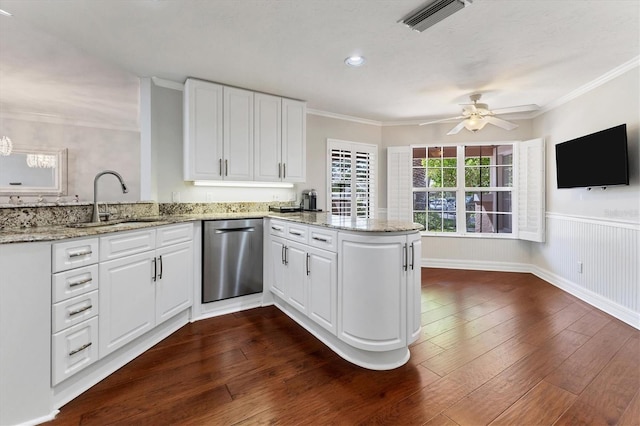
[49,268,640,425]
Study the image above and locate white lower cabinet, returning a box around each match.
[99,224,193,358]
[52,316,99,386]
[269,223,338,333]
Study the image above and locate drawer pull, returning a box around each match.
[289,230,303,236]
[271,225,283,231]
[69,250,92,258]
[68,277,92,288]
[312,236,329,242]
[68,305,93,317]
[69,342,92,356]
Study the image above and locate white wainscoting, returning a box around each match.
[421,213,639,329]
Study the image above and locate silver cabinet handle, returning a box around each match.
[69,342,92,356]
[410,242,415,270]
[289,230,302,236]
[278,163,282,178]
[69,250,92,258]
[306,253,310,276]
[283,163,286,179]
[284,246,288,265]
[281,245,285,264]
[403,244,408,272]
[312,236,328,242]
[152,257,157,282]
[69,305,92,317]
[69,277,92,287]
[158,255,163,280]
[271,225,283,231]
[225,159,228,176]
[219,158,223,176]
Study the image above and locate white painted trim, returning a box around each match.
[151,76,185,91]
[534,56,640,116]
[531,265,640,329]
[307,109,382,126]
[21,410,59,426]
[139,77,152,201]
[420,258,639,330]
[546,211,640,230]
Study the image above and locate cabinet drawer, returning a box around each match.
[52,238,99,273]
[156,223,193,248]
[269,219,286,237]
[52,316,99,385]
[52,264,99,303]
[100,229,156,261]
[52,290,99,334]
[308,227,338,252]
[286,223,308,244]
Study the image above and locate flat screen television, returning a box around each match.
[555,123,629,189]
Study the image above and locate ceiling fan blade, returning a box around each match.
[446,121,467,135]
[419,116,465,126]
[490,104,539,115]
[484,116,518,131]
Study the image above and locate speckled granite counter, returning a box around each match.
[268,211,424,233]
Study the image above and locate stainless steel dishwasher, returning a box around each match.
[202,219,263,303]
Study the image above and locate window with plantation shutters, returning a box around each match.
[327,139,377,218]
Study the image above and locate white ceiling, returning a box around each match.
[0,0,638,128]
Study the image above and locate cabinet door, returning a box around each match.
[99,251,156,357]
[285,241,307,314]
[307,246,337,335]
[281,98,306,182]
[338,233,407,351]
[52,316,99,386]
[270,237,286,298]
[224,86,254,180]
[155,241,193,325]
[184,78,224,180]
[254,93,282,181]
[407,233,422,344]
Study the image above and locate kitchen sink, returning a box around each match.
[66,217,164,228]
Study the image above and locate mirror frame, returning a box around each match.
[0,147,68,196]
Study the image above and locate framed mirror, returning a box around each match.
[0,147,68,195]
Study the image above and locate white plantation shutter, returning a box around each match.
[517,138,545,242]
[387,146,412,222]
[327,139,377,218]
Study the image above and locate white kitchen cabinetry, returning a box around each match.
[254,95,306,182]
[185,77,305,183]
[338,231,422,352]
[99,224,193,357]
[51,238,101,385]
[269,221,338,333]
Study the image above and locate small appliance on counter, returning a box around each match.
[301,189,322,212]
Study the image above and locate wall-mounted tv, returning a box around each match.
[555,123,629,189]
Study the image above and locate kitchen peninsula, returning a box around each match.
[0,203,422,425]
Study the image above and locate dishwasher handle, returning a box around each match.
[214,227,256,234]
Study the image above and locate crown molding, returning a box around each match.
[0,110,140,132]
[151,76,185,91]
[306,109,382,127]
[534,56,640,117]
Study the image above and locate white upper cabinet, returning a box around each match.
[183,79,224,181]
[184,77,306,183]
[281,98,306,182]
[223,87,254,181]
[254,93,282,181]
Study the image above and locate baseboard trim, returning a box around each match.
[421,258,639,330]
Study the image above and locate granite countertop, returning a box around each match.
[0,212,423,244]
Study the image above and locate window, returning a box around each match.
[412,144,515,235]
[327,139,377,217]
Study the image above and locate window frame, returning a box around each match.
[411,141,519,239]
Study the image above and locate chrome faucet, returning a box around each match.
[92,170,129,222]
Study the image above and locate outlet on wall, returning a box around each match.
[577,261,583,273]
[206,192,214,202]
[171,192,181,203]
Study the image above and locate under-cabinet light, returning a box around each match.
[193,181,294,189]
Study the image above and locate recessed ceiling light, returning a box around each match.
[0,9,13,17]
[344,55,366,67]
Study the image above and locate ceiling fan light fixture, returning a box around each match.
[464,116,487,132]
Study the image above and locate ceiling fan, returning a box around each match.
[419,94,539,135]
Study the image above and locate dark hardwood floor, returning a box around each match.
[49,268,640,425]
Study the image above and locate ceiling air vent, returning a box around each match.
[399,0,467,32]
